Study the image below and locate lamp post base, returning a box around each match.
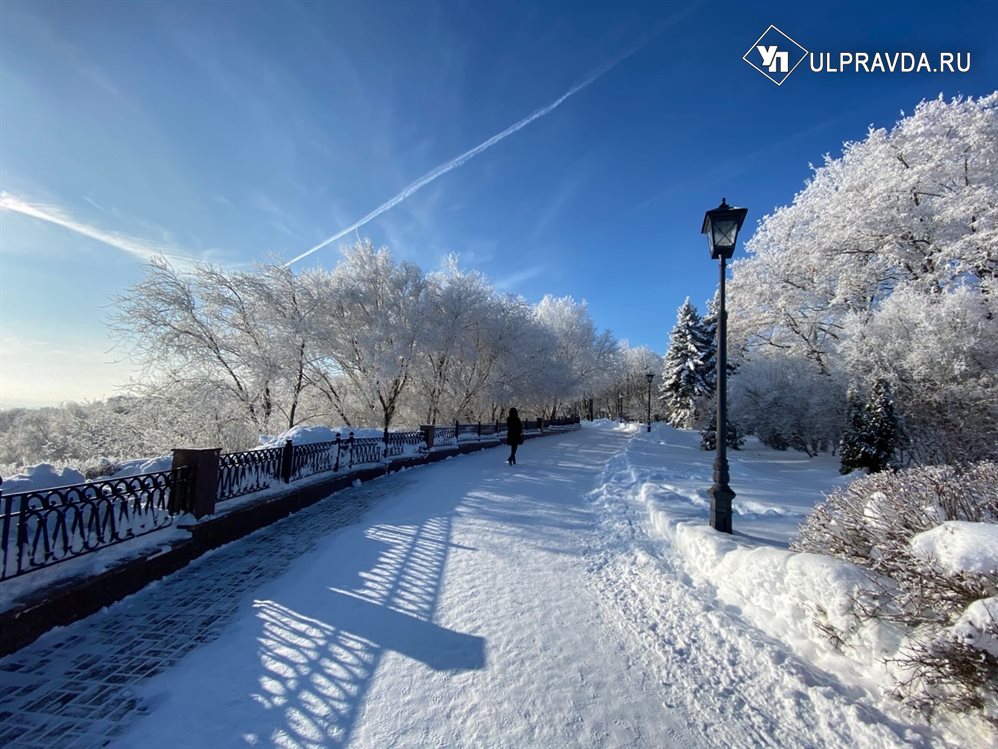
[709,482,735,534]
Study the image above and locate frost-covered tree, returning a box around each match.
[731,93,997,363]
[728,93,998,461]
[412,258,496,424]
[111,258,324,435]
[841,284,997,464]
[698,416,743,452]
[604,344,663,422]
[315,240,428,433]
[729,355,846,456]
[659,299,711,428]
[532,295,618,418]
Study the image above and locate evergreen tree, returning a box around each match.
[866,379,901,471]
[839,381,900,474]
[699,412,744,451]
[697,291,719,396]
[839,389,869,474]
[659,299,710,428]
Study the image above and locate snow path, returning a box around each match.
[110,427,930,748]
[585,437,934,749]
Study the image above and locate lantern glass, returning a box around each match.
[711,218,739,249]
[702,199,748,260]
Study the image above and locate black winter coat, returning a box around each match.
[506,414,523,446]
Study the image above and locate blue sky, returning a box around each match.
[1,0,995,407]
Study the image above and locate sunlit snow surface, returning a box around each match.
[107,423,989,748]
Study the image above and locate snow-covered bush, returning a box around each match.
[792,462,998,722]
[81,457,123,480]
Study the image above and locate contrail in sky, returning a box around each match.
[0,191,200,270]
[286,42,648,266]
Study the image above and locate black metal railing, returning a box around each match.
[0,469,186,582]
[425,426,457,446]
[384,431,424,458]
[289,439,342,481]
[218,430,429,492]
[478,422,502,438]
[0,417,581,581]
[217,447,283,501]
[347,437,383,468]
[456,423,483,442]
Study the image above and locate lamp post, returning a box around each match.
[645,372,654,432]
[701,198,748,534]
[617,393,623,422]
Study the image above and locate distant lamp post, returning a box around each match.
[701,198,748,534]
[645,372,654,432]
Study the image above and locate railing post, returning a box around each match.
[477,421,482,441]
[383,428,389,461]
[455,420,460,446]
[280,439,294,483]
[421,425,435,450]
[348,432,355,469]
[170,448,221,519]
[334,433,342,472]
[13,493,29,577]
[0,478,10,581]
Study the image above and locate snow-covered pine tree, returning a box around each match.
[659,298,710,428]
[840,381,901,474]
[699,415,744,451]
[866,379,901,472]
[839,389,870,474]
[696,291,718,397]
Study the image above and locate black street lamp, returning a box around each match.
[701,198,748,534]
[645,372,654,432]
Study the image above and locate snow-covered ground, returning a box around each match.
[102,421,990,748]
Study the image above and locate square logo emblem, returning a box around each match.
[743,26,809,85]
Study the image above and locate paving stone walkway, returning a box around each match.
[0,475,411,749]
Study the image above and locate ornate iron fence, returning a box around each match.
[0,469,186,582]
[347,438,384,468]
[478,422,502,438]
[289,439,342,481]
[384,431,424,458]
[217,447,283,501]
[426,426,457,446]
[216,429,432,496]
[456,423,481,442]
[0,417,581,581]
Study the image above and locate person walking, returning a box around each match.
[506,407,523,465]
